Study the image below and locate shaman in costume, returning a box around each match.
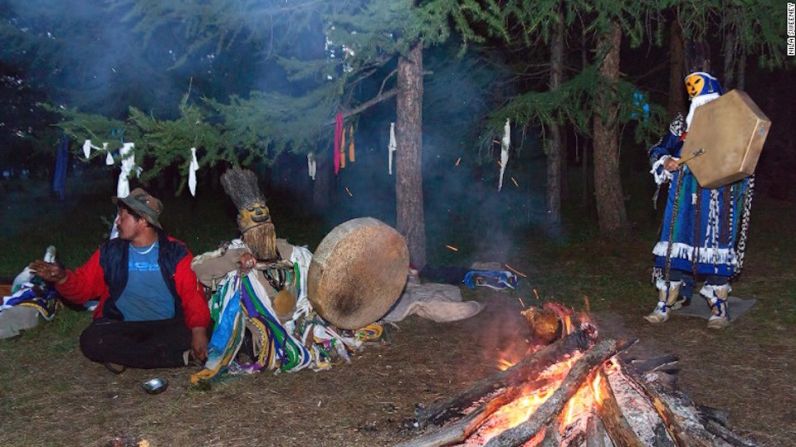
[644,72,754,329]
[190,167,359,383]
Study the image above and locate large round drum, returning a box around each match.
[308,217,409,329]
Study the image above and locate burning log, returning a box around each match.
[621,366,756,447]
[414,326,598,428]
[395,386,531,447]
[397,302,753,447]
[592,369,646,447]
[624,353,679,375]
[484,338,632,447]
[584,415,611,447]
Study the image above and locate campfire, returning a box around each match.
[398,303,756,447]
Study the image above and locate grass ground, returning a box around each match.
[1,173,794,446]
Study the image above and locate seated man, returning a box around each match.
[29,188,210,372]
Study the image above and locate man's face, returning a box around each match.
[115,207,147,240]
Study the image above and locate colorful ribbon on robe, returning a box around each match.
[191,271,312,384]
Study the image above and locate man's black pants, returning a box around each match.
[80,318,192,368]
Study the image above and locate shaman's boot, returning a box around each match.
[701,284,731,329]
[644,280,682,324]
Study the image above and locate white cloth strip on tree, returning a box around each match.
[116,142,136,198]
[82,139,110,161]
[188,147,199,197]
[307,153,317,180]
[498,119,510,191]
[388,122,397,175]
[104,142,113,165]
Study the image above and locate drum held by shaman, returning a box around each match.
[307,217,409,330]
[683,89,771,188]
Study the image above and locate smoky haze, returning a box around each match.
[2,0,554,270]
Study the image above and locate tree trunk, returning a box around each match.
[667,19,686,118]
[593,21,628,235]
[722,27,737,89]
[312,151,331,212]
[581,30,591,208]
[545,6,564,225]
[736,50,746,89]
[396,42,427,270]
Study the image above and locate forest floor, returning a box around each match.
[1,176,794,447]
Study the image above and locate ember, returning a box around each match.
[399,303,756,447]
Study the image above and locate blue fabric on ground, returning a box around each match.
[463,270,518,290]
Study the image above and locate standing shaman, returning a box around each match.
[644,72,754,329]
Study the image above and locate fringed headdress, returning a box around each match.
[221,167,266,212]
[220,167,277,259]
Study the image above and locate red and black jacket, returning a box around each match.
[56,232,210,329]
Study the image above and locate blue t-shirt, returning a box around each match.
[115,242,176,321]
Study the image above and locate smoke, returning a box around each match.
[0,0,277,118]
[261,43,555,267]
[2,2,558,266]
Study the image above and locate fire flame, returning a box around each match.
[478,303,615,444]
[497,358,516,371]
[560,374,596,429]
[475,356,580,443]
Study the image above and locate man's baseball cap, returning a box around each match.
[112,188,163,229]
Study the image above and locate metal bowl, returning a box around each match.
[141,378,168,394]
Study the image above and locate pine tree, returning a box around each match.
[80,0,505,269]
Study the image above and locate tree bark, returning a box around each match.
[546,5,564,225]
[736,50,746,90]
[722,27,737,90]
[396,42,427,269]
[667,19,686,118]
[592,21,628,235]
[581,31,591,208]
[312,151,331,212]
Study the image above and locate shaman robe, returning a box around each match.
[648,114,753,278]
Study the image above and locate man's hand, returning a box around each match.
[238,252,257,274]
[191,327,209,363]
[28,260,67,284]
[663,156,680,172]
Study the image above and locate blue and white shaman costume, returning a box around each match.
[645,72,754,328]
